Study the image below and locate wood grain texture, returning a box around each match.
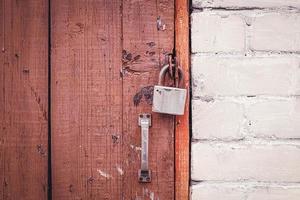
[122,0,175,199]
[51,0,123,199]
[0,0,49,199]
[52,0,175,199]
[175,0,190,199]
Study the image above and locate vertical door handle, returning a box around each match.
[138,113,151,183]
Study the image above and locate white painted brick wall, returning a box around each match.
[192,100,245,140]
[191,0,300,199]
[193,0,300,9]
[192,143,300,182]
[193,98,300,140]
[191,13,246,53]
[248,98,300,139]
[191,183,300,200]
[192,12,300,53]
[192,56,300,96]
[250,13,300,52]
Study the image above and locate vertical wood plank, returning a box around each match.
[175,0,190,199]
[51,0,123,199]
[0,0,49,199]
[122,0,175,199]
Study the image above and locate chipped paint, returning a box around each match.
[156,16,166,31]
[112,134,120,144]
[146,41,156,47]
[36,144,46,156]
[142,188,157,200]
[130,144,142,151]
[149,191,155,200]
[97,169,112,179]
[116,165,124,176]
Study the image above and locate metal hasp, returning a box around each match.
[138,113,151,183]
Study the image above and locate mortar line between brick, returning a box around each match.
[191,138,300,146]
[191,7,300,14]
[192,95,300,102]
[191,52,300,56]
[190,180,300,187]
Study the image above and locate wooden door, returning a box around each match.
[51,0,175,199]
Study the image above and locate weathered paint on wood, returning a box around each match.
[1,0,177,198]
[52,0,175,199]
[0,0,49,199]
[175,0,190,199]
[122,0,175,199]
[51,0,123,199]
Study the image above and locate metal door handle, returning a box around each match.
[138,113,151,183]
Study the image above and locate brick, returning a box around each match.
[248,98,300,139]
[191,184,300,200]
[250,13,300,52]
[248,187,300,200]
[192,56,300,96]
[191,143,300,182]
[191,12,246,53]
[192,100,245,140]
[193,0,300,9]
[191,184,244,200]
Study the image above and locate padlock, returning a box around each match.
[152,64,187,115]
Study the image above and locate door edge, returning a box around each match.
[175,0,190,199]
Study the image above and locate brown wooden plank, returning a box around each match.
[0,0,49,199]
[122,0,175,199]
[175,0,190,199]
[51,0,123,199]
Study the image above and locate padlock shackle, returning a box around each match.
[158,64,184,87]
